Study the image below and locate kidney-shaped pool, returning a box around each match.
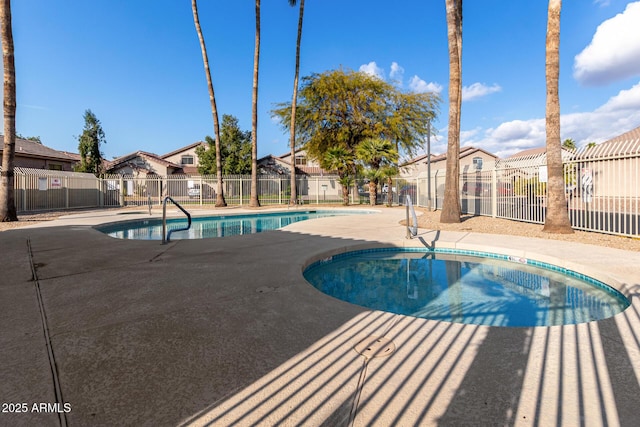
[96,210,372,240]
[303,248,630,327]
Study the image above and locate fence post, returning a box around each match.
[433,171,438,210]
[491,168,497,218]
[119,176,125,207]
[98,176,103,207]
[64,176,69,209]
[21,172,26,211]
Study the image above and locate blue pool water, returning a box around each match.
[96,210,370,240]
[303,248,630,327]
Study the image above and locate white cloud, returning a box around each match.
[389,62,404,85]
[461,83,502,101]
[596,81,640,112]
[459,81,640,158]
[359,61,385,80]
[574,2,640,85]
[462,119,546,158]
[408,75,443,94]
[490,120,541,142]
[593,0,611,7]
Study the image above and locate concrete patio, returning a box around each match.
[1,207,639,426]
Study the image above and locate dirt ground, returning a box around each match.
[410,208,640,252]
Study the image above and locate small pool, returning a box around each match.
[96,210,371,240]
[303,248,630,327]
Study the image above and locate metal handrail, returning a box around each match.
[162,196,191,244]
[405,195,418,239]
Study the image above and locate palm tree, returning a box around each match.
[191,0,226,207]
[543,0,573,234]
[380,164,399,207]
[356,138,398,206]
[440,0,463,223]
[0,0,18,222]
[323,146,355,206]
[288,0,305,205]
[249,0,261,207]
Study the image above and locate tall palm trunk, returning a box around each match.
[288,0,305,205]
[249,0,261,207]
[368,180,377,206]
[0,0,17,222]
[543,0,572,233]
[338,175,351,206]
[192,0,226,207]
[440,0,462,223]
[342,182,350,205]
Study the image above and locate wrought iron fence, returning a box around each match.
[403,138,640,237]
[7,138,640,238]
[98,174,352,206]
[8,167,116,212]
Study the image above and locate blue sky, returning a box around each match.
[5,0,640,161]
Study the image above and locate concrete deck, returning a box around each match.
[1,207,639,426]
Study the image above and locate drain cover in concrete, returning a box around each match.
[354,336,395,359]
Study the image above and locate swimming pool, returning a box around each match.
[303,248,630,327]
[96,210,371,240]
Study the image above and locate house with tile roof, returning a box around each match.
[105,150,198,200]
[258,149,330,176]
[106,151,184,176]
[569,124,640,200]
[161,141,206,175]
[490,125,640,202]
[106,142,207,176]
[576,125,640,159]
[500,146,575,168]
[0,136,78,171]
[275,149,329,175]
[400,146,498,178]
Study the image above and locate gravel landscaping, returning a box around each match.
[412,207,640,252]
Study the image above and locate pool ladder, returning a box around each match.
[405,195,418,239]
[162,196,192,244]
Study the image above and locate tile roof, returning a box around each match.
[161,141,206,159]
[109,151,182,170]
[576,124,640,158]
[601,125,640,145]
[258,154,331,176]
[181,166,200,175]
[277,148,306,159]
[60,150,114,170]
[401,153,434,166]
[412,146,497,163]
[0,136,77,162]
[507,147,547,159]
[507,125,640,161]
